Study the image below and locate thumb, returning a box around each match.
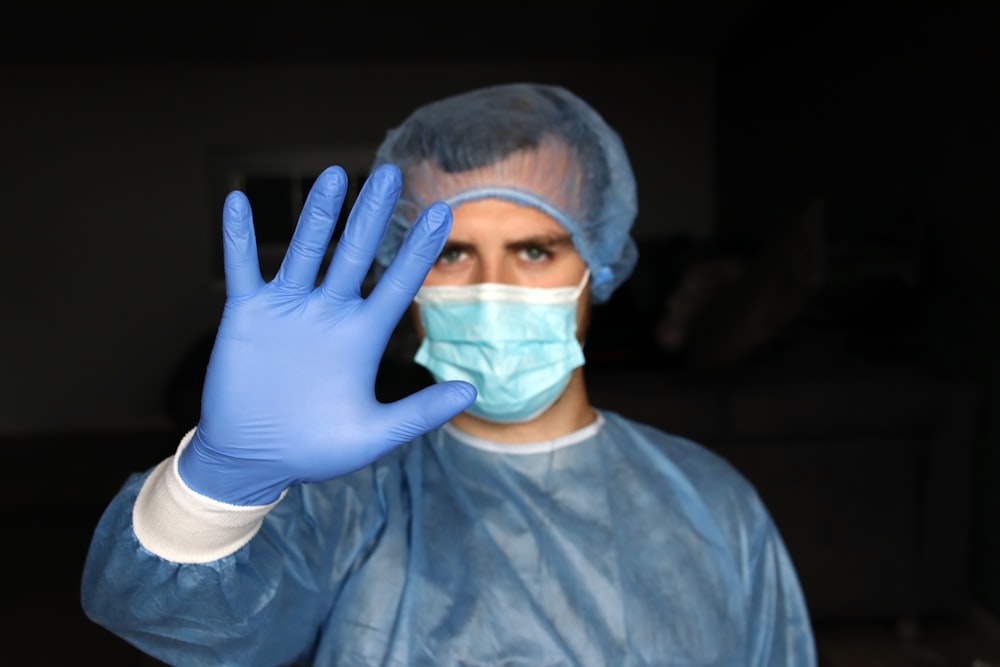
[381,381,477,444]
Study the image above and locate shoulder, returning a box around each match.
[598,410,770,527]
[600,411,752,485]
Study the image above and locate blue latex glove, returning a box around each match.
[177,164,476,505]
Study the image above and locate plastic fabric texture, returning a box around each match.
[372,83,639,304]
[82,411,817,666]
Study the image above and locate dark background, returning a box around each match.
[1,2,998,663]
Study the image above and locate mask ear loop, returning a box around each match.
[573,268,591,300]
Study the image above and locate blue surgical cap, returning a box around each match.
[372,83,639,304]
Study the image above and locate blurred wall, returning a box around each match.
[715,2,1000,618]
[0,57,714,433]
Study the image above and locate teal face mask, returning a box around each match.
[414,272,588,424]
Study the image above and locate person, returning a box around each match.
[81,82,817,666]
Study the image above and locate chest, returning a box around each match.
[321,462,746,666]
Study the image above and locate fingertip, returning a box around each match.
[224,190,249,218]
[223,192,253,242]
[448,380,478,408]
[372,162,402,180]
[368,163,403,192]
[316,165,348,193]
[423,202,452,231]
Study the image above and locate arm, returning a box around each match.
[81,164,475,664]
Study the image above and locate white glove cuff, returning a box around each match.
[132,428,285,564]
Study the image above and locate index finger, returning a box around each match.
[366,201,452,316]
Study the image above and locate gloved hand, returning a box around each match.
[177,164,476,505]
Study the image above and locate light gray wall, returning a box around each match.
[0,57,714,433]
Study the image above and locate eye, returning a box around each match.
[517,245,551,263]
[436,246,468,265]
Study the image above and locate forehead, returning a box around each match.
[448,198,571,243]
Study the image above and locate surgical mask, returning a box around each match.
[414,271,589,423]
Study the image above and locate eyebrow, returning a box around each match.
[440,232,575,254]
[506,232,575,250]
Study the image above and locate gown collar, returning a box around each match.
[442,413,606,455]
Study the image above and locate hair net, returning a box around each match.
[371,83,639,304]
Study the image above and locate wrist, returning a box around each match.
[132,444,283,563]
[177,427,287,506]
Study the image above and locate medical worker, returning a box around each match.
[81,83,817,666]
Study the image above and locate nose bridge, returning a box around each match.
[476,240,510,284]
[479,254,504,284]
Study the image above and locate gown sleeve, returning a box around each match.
[80,436,392,667]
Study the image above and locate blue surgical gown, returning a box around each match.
[81,411,817,666]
